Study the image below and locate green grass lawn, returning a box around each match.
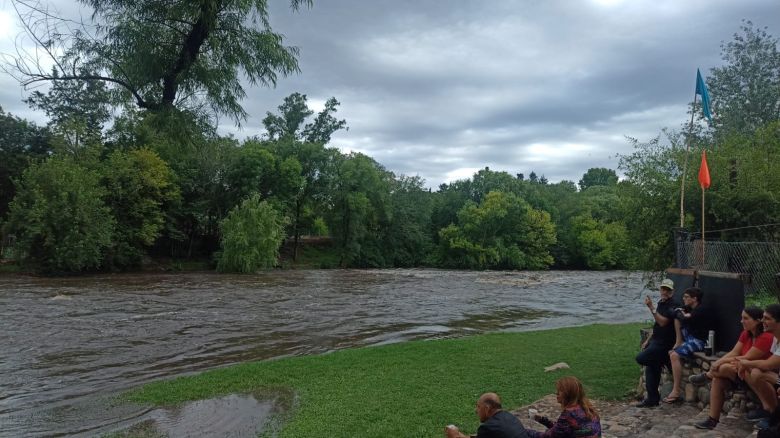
[125,323,644,437]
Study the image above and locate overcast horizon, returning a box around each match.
[1,0,779,188]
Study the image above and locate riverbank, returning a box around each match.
[123,323,643,437]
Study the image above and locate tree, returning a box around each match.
[568,213,631,270]
[382,175,434,267]
[708,21,780,137]
[5,158,114,273]
[437,191,556,270]
[0,107,51,220]
[102,148,180,268]
[262,92,347,143]
[618,131,689,270]
[216,194,286,272]
[328,152,391,267]
[260,93,347,259]
[25,74,111,151]
[578,168,618,191]
[7,0,312,123]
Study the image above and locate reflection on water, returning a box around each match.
[107,390,294,438]
[0,269,649,436]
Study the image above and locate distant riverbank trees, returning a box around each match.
[1,22,779,274]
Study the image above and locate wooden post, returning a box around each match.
[680,92,699,227]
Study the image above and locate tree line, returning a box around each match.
[0,6,778,274]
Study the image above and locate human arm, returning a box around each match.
[641,332,653,350]
[645,296,672,327]
[712,340,744,370]
[739,354,780,372]
[525,413,576,438]
[445,425,470,438]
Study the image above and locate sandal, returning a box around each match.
[662,394,682,404]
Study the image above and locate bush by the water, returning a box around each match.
[216,195,286,273]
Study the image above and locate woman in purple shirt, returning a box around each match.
[528,376,602,438]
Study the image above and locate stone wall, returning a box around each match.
[638,330,763,414]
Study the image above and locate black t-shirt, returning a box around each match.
[651,297,679,346]
[476,410,530,438]
[678,305,712,341]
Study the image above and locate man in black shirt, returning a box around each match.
[445,393,530,438]
[635,278,679,407]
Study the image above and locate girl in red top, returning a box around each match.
[692,306,774,430]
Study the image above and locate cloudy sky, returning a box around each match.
[1,0,779,188]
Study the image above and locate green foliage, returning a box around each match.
[438,191,556,269]
[311,218,329,236]
[216,195,286,273]
[328,153,392,267]
[708,21,780,137]
[125,323,643,437]
[382,175,434,267]
[263,93,347,144]
[6,158,114,273]
[25,75,111,152]
[618,132,687,270]
[17,0,313,123]
[569,214,631,270]
[102,149,179,268]
[0,107,52,220]
[707,122,780,232]
[579,167,618,191]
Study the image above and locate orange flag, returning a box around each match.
[698,150,711,189]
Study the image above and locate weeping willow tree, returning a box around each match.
[216,195,287,273]
[4,0,312,124]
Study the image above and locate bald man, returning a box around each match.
[445,393,530,438]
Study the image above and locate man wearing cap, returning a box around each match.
[635,278,680,407]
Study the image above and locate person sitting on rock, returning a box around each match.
[445,392,530,438]
[690,306,774,430]
[635,278,679,408]
[738,303,780,430]
[663,287,711,404]
[527,376,602,438]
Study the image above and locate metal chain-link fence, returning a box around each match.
[675,230,780,296]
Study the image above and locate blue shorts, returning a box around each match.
[673,328,705,357]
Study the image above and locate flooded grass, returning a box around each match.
[126,322,644,437]
[105,390,294,438]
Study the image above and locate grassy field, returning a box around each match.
[125,323,644,437]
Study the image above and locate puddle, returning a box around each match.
[107,391,294,438]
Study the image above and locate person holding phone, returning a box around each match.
[635,278,679,407]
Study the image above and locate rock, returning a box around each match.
[543,362,570,372]
[685,383,697,402]
[697,387,710,405]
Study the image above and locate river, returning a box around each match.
[0,269,651,436]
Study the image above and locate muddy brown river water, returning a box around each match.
[0,269,650,436]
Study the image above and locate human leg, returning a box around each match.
[708,376,733,421]
[673,319,682,349]
[636,341,668,405]
[665,350,683,402]
[746,369,779,413]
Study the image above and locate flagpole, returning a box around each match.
[680,91,699,227]
[701,184,706,267]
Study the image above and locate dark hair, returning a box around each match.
[765,304,780,322]
[744,306,765,338]
[683,287,703,304]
